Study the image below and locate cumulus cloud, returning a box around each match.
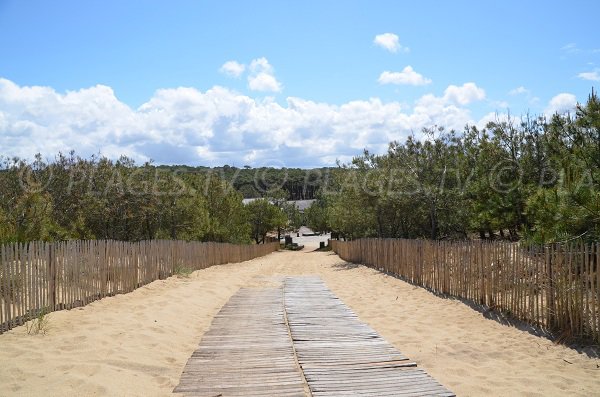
[545,93,577,115]
[442,83,486,105]
[249,58,274,74]
[247,57,282,92]
[578,70,600,81]
[378,66,431,86]
[0,78,489,167]
[248,73,281,92]
[219,61,246,78]
[373,33,408,53]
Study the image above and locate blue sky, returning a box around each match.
[0,0,599,167]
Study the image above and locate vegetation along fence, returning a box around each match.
[0,240,279,333]
[331,239,600,343]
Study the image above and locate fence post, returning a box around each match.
[546,245,554,329]
[48,243,56,311]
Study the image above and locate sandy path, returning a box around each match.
[0,250,599,396]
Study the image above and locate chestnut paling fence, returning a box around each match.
[331,238,600,343]
[0,240,279,333]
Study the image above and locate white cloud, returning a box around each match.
[578,71,600,81]
[249,58,273,74]
[247,57,282,92]
[378,66,431,86]
[0,78,488,167]
[373,33,408,53]
[219,61,245,78]
[407,82,486,130]
[509,86,529,95]
[248,73,282,92]
[545,93,577,115]
[443,82,486,105]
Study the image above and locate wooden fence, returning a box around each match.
[0,240,279,333]
[331,238,600,343]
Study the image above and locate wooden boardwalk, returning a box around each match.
[175,276,454,397]
[285,277,454,396]
[173,286,307,396]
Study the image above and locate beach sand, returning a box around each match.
[0,249,598,396]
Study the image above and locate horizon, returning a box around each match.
[1,0,599,168]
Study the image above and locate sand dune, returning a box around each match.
[0,250,598,396]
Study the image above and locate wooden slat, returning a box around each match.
[284,276,454,397]
[173,284,306,397]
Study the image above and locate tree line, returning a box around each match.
[157,165,333,200]
[0,155,302,244]
[311,90,600,244]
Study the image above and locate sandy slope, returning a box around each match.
[0,249,598,396]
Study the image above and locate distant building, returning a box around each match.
[242,198,315,213]
[291,200,315,213]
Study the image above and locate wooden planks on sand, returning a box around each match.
[173,286,307,397]
[285,276,455,397]
[175,276,454,396]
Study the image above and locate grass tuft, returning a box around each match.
[174,264,193,278]
[27,307,50,335]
